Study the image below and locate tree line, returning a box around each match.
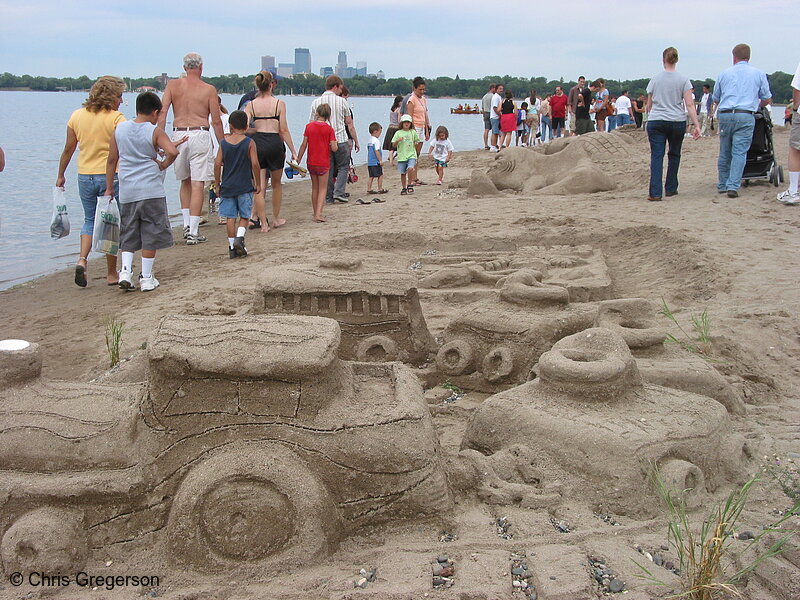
[0,71,795,103]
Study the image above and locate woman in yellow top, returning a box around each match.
[56,76,125,287]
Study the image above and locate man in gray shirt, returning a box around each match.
[309,75,359,203]
[481,84,497,150]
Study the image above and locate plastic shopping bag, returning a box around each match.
[50,187,71,240]
[92,196,120,255]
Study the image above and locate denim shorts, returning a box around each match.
[396,158,417,174]
[219,192,254,219]
[490,118,501,135]
[78,173,118,236]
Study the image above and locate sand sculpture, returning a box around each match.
[253,258,435,365]
[467,132,647,197]
[415,251,744,412]
[461,328,752,517]
[0,316,451,574]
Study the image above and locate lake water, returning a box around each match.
[0,91,789,290]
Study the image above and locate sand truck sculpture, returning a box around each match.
[0,316,451,575]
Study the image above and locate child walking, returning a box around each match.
[297,103,337,222]
[213,110,260,259]
[105,91,183,292]
[391,114,420,195]
[428,126,454,185]
[367,122,386,195]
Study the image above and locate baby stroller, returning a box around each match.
[742,106,784,187]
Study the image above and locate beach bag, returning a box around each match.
[92,196,120,255]
[50,187,70,240]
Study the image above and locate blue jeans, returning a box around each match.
[540,116,551,142]
[78,173,118,235]
[646,120,685,198]
[717,112,755,191]
[617,114,632,127]
[607,115,618,131]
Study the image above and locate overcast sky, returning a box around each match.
[1,0,797,82]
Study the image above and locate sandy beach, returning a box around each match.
[0,127,798,599]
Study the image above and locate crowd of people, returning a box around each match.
[47,48,799,290]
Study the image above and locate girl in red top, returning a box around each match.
[297,104,338,223]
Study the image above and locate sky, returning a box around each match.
[1,0,798,83]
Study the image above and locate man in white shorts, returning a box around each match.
[158,52,224,244]
[778,61,800,205]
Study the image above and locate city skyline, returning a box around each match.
[259,49,378,79]
[1,1,797,82]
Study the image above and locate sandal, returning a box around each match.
[400,188,408,196]
[367,190,378,195]
[248,218,262,230]
[355,198,371,205]
[74,259,87,288]
[378,189,388,194]
[372,197,386,203]
[406,186,415,194]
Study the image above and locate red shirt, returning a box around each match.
[304,121,335,167]
[550,94,568,118]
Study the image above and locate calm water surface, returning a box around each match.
[0,92,487,289]
[0,91,788,290]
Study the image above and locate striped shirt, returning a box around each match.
[309,90,351,143]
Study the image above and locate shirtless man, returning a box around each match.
[158,52,224,245]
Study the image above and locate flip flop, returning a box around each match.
[367,190,378,195]
[378,189,388,194]
[355,198,371,205]
[372,197,386,203]
[74,264,87,288]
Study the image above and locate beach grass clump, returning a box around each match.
[659,298,713,355]
[103,315,124,368]
[635,471,799,599]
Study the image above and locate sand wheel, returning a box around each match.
[166,441,340,570]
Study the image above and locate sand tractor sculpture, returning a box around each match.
[0,316,451,575]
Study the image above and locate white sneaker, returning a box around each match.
[118,269,135,291]
[186,233,208,245]
[777,189,800,205]
[489,146,499,153]
[183,226,190,239]
[139,274,160,292]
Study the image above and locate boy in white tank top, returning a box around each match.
[105,92,186,291]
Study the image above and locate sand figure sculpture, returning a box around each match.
[0,316,451,575]
[467,132,647,197]
[462,328,752,517]
[416,246,613,303]
[254,258,435,365]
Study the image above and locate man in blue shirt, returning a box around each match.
[712,43,772,198]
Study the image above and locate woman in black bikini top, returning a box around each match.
[244,70,297,232]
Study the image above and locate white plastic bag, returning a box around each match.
[92,196,120,255]
[50,187,70,240]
